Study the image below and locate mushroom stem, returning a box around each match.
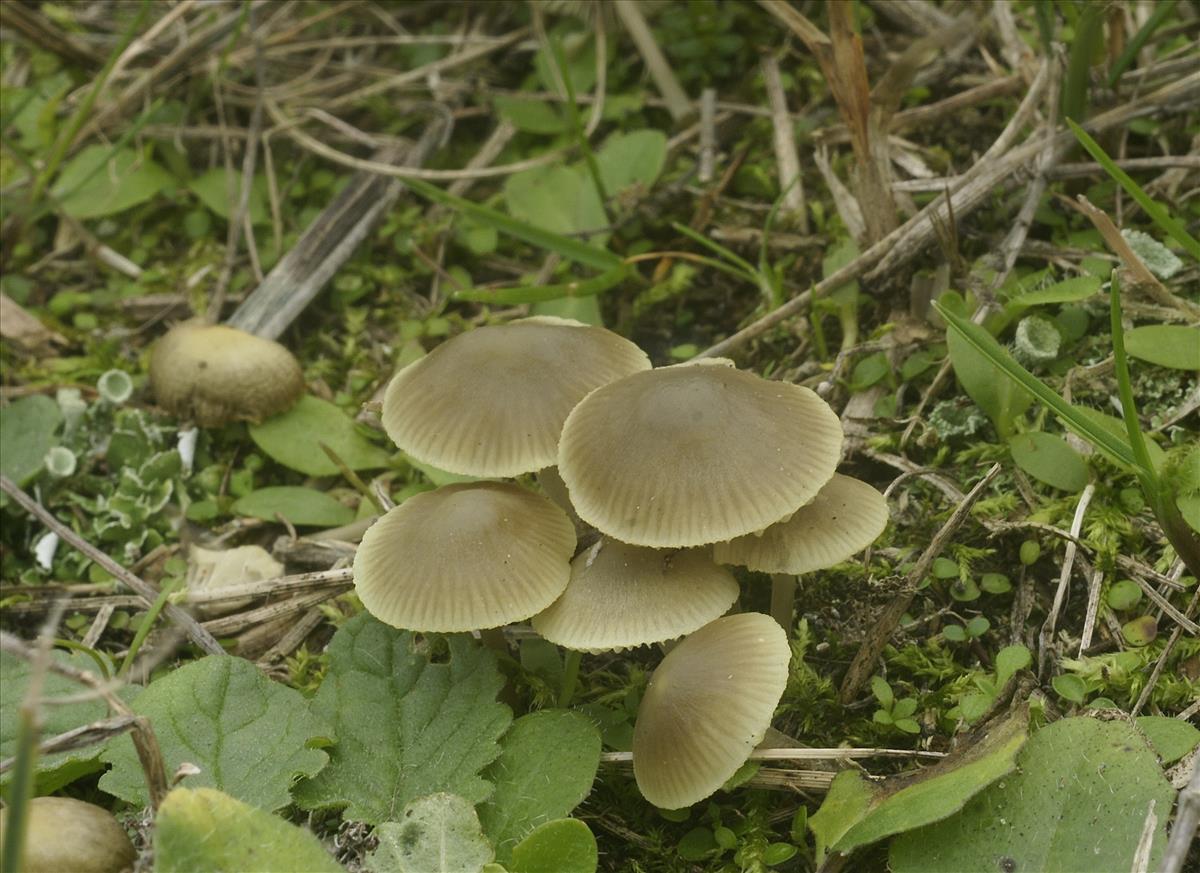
[559,648,583,707]
[769,573,799,632]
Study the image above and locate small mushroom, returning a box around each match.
[354,481,576,632]
[0,796,136,873]
[632,613,790,809]
[532,538,739,652]
[558,359,844,548]
[381,317,650,477]
[149,320,304,427]
[714,473,888,628]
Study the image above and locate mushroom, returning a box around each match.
[632,612,790,809]
[353,481,576,632]
[714,473,888,629]
[149,321,304,427]
[557,359,843,548]
[532,538,739,652]
[0,796,136,873]
[381,317,650,477]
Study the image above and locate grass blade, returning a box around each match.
[1066,118,1200,260]
[453,263,631,304]
[1108,0,1178,86]
[1108,273,1158,491]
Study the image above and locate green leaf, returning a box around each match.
[945,322,1032,439]
[154,787,341,873]
[1,650,122,792]
[869,676,894,709]
[187,168,269,224]
[504,166,608,245]
[595,130,667,195]
[0,395,61,488]
[231,486,355,527]
[479,711,601,863]
[1068,406,1165,473]
[1008,432,1088,492]
[994,645,1031,688]
[811,707,1028,857]
[508,819,598,873]
[808,769,873,861]
[293,614,511,824]
[100,656,330,811]
[1124,325,1200,371]
[249,395,392,476]
[1051,674,1087,704]
[1006,275,1102,308]
[890,717,1176,872]
[1136,716,1199,764]
[51,145,172,218]
[367,793,494,873]
[494,96,566,134]
[936,302,1139,469]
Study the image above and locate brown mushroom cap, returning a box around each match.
[557,360,844,548]
[354,481,576,632]
[149,321,304,427]
[714,473,888,573]
[381,318,650,477]
[632,612,790,809]
[0,797,136,873]
[532,538,739,652]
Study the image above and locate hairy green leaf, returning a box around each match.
[293,614,511,824]
[508,819,598,873]
[368,793,493,873]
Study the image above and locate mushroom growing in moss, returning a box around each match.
[149,321,304,426]
[0,796,136,873]
[632,612,791,809]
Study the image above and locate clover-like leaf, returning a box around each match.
[293,613,512,824]
[100,656,331,810]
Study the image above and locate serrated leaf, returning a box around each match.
[368,793,493,873]
[51,145,172,218]
[0,394,61,490]
[187,168,269,224]
[155,787,341,872]
[508,819,598,873]
[1124,325,1200,371]
[0,649,124,792]
[1136,716,1199,764]
[100,656,330,810]
[293,614,512,824]
[478,710,601,863]
[1008,432,1089,492]
[811,707,1028,858]
[249,395,392,476]
[231,486,355,527]
[889,717,1176,872]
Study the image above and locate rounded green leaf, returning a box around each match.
[1136,716,1200,764]
[1009,432,1088,492]
[249,395,392,476]
[1124,325,1200,370]
[1105,579,1142,611]
[231,486,354,527]
[51,145,172,218]
[508,819,597,873]
[1051,674,1087,704]
[0,395,62,489]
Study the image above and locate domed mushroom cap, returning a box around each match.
[632,612,790,809]
[714,474,888,574]
[532,538,738,652]
[558,360,844,547]
[149,321,304,427]
[0,796,136,873]
[354,481,576,632]
[381,318,650,477]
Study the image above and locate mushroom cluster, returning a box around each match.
[357,318,888,810]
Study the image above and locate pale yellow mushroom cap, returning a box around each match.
[532,538,739,652]
[558,360,844,547]
[149,321,304,427]
[714,474,888,573]
[0,797,136,873]
[354,482,576,632]
[632,612,790,809]
[381,318,650,477]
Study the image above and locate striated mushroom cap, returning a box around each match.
[0,796,136,873]
[532,538,739,652]
[354,482,576,632]
[149,321,304,427]
[714,473,888,574]
[632,612,790,809]
[381,317,650,477]
[558,360,844,548]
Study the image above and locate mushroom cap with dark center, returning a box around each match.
[354,481,576,632]
[558,360,844,547]
[532,538,738,652]
[714,473,888,573]
[381,317,650,477]
[149,321,304,427]
[632,612,790,809]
